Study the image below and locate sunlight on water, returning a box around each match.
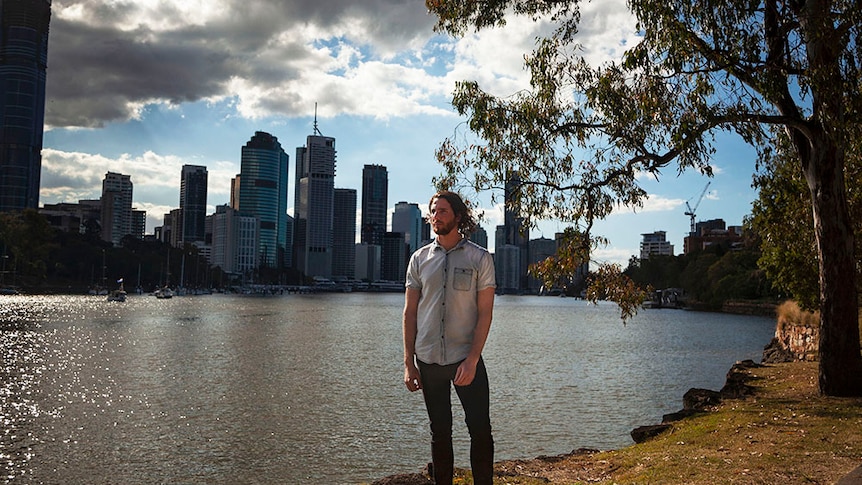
[0,293,776,484]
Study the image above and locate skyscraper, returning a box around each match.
[209,204,259,279]
[382,231,406,283]
[294,130,336,278]
[503,173,530,290]
[239,131,289,269]
[180,165,208,244]
[392,201,423,255]
[361,164,388,246]
[0,0,51,212]
[332,188,356,278]
[101,172,133,247]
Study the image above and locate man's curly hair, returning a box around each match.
[429,190,478,236]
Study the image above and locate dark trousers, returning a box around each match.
[417,358,494,485]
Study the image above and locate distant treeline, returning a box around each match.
[0,210,302,293]
[623,244,781,310]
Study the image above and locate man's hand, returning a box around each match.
[454,358,478,387]
[404,363,422,392]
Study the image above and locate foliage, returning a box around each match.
[586,263,650,320]
[0,210,57,286]
[0,211,224,292]
[625,246,778,309]
[748,128,862,312]
[427,0,862,395]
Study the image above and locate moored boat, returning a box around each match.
[106,279,127,302]
[154,287,174,299]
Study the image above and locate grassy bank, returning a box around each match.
[497,361,862,484]
[381,361,862,484]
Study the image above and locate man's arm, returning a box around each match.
[403,287,422,392]
[453,286,495,386]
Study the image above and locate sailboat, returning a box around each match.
[107,278,127,302]
[0,250,19,295]
[153,249,174,298]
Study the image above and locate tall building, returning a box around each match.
[294,130,336,278]
[640,231,674,260]
[0,0,51,212]
[382,231,406,282]
[180,165,208,244]
[169,208,183,247]
[528,236,557,291]
[131,209,146,239]
[361,164,388,246]
[101,172,133,246]
[355,243,381,282]
[239,131,289,269]
[209,204,259,279]
[332,188,356,278]
[495,244,522,293]
[392,201,423,255]
[503,173,530,290]
[469,224,488,249]
[683,219,744,254]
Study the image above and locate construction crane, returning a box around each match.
[684,182,711,236]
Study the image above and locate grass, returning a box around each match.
[481,361,862,484]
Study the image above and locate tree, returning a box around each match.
[748,128,862,312]
[427,0,862,395]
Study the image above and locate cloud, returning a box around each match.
[591,246,634,267]
[41,148,187,195]
[617,194,685,214]
[46,0,441,127]
[45,0,638,128]
[40,148,237,229]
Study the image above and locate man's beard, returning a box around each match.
[434,220,458,236]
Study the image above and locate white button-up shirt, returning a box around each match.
[406,238,496,365]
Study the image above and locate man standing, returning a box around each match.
[402,190,496,485]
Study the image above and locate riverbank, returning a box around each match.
[372,361,862,484]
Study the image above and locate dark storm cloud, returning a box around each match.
[44,0,436,128]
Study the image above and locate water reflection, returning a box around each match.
[0,294,775,484]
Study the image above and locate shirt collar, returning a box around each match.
[433,236,467,252]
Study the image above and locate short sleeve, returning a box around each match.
[476,251,496,290]
[405,252,422,290]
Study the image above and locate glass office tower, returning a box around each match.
[360,164,388,246]
[0,0,51,212]
[180,165,208,244]
[238,132,289,269]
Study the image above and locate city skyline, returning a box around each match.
[36,0,760,266]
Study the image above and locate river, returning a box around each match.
[0,293,775,484]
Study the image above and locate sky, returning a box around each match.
[39,0,761,267]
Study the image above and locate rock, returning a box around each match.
[631,424,672,443]
[720,360,760,398]
[836,464,862,484]
[683,388,722,410]
[762,337,795,363]
[371,473,433,485]
[662,408,699,423]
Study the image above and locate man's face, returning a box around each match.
[430,197,459,236]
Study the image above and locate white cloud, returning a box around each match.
[617,194,685,214]
[41,149,237,231]
[47,0,640,128]
[591,246,634,268]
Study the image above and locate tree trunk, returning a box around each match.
[804,135,862,396]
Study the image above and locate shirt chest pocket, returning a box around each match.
[453,267,474,291]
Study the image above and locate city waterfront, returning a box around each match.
[1,293,776,484]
